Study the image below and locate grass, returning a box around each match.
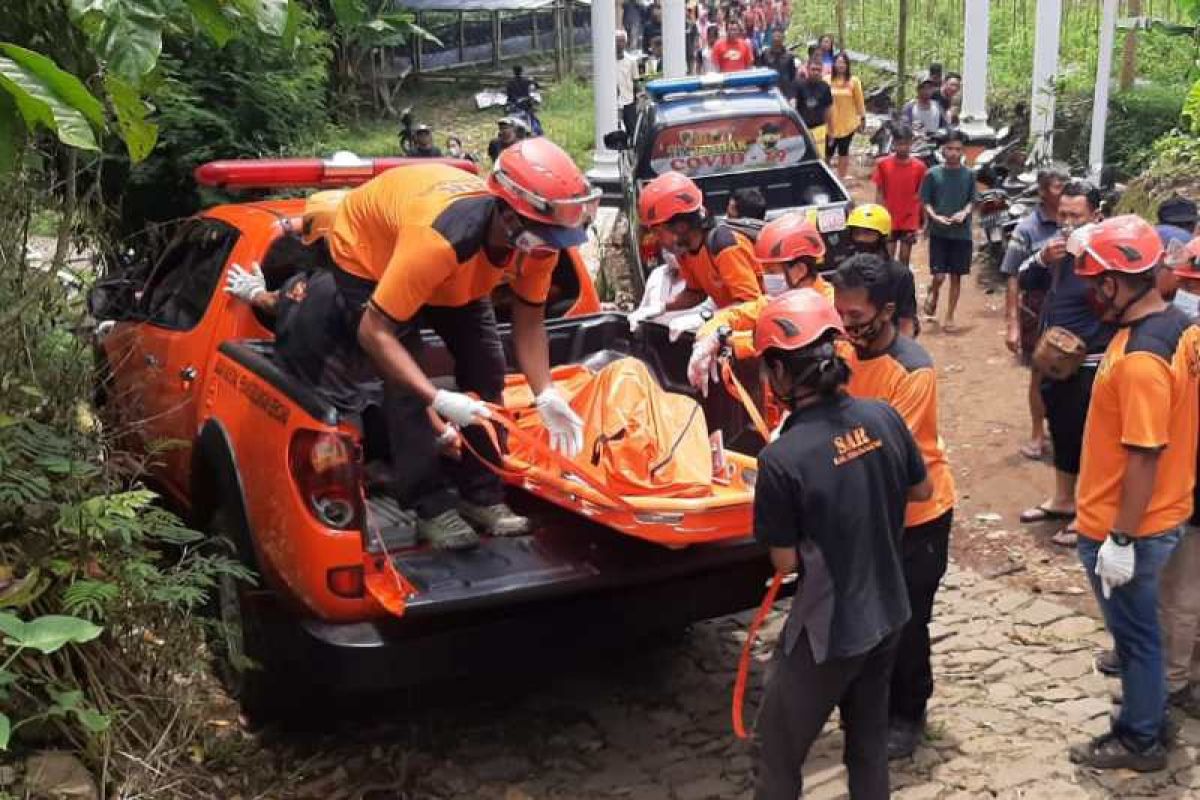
[308,76,597,169]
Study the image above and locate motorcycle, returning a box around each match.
[506,94,544,137]
[911,127,950,167]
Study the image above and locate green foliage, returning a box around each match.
[0,43,104,154]
[113,5,331,232]
[1184,79,1200,135]
[1055,85,1186,176]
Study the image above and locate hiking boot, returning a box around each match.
[458,500,531,537]
[886,718,923,761]
[1068,732,1167,772]
[417,509,480,551]
[1096,648,1120,677]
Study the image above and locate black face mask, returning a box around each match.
[844,309,888,352]
[1085,275,1153,325]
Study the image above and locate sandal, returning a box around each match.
[1051,525,1079,547]
[1019,504,1074,524]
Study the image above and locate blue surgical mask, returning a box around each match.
[763,273,789,297]
[1174,288,1200,321]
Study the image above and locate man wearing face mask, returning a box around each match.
[1067,216,1200,772]
[831,253,956,760]
[1016,180,1109,547]
[845,203,920,338]
[280,139,596,550]
[628,171,763,339]
[1154,197,1200,318]
[687,213,830,394]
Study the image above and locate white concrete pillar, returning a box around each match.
[1028,0,1063,164]
[663,0,687,78]
[589,0,620,180]
[1088,0,1120,178]
[960,0,991,134]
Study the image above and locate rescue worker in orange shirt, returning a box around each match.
[830,252,956,760]
[626,172,764,339]
[1065,216,1200,772]
[687,213,832,395]
[280,139,598,550]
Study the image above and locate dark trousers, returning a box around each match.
[755,633,899,800]
[1039,365,1097,476]
[385,300,507,518]
[621,102,638,135]
[889,510,953,724]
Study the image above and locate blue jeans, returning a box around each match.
[1078,528,1182,750]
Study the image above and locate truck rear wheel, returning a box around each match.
[208,503,290,723]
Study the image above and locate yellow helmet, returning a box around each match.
[300,189,349,245]
[847,203,893,237]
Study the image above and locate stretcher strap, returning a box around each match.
[461,403,637,512]
[720,359,771,443]
[733,570,785,739]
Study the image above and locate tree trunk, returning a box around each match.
[836,0,848,49]
[1120,0,1140,90]
[896,0,909,106]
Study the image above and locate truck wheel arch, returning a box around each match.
[191,419,256,566]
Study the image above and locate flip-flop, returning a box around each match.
[1019,442,1045,460]
[1019,504,1075,524]
[1051,526,1079,547]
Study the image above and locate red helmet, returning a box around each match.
[638,171,704,227]
[755,213,826,264]
[488,138,601,229]
[1166,235,1200,281]
[753,288,845,354]
[1071,215,1164,277]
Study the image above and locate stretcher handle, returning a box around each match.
[461,403,637,512]
[720,358,771,443]
[733,569,785,739]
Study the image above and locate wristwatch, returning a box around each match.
[1109,530,1133,546]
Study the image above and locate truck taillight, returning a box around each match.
[289,430,363,531]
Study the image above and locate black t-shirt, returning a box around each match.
[754,395,925,662]
[887,258,919,331]
[793,79,833,130]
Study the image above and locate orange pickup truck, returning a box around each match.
[89,155,778,716]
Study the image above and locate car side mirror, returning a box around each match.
[87,277,141,322]
[604,130,629,151]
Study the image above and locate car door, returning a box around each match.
[125,219,241,502]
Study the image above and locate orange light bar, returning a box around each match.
[194,151,478,189]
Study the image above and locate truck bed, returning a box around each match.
[694,161,850,220]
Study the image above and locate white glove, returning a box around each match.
[432,389,491,428]
[628,302,665,332]
[667,312,705,342]
[1095,534,1136,599]
[225,262,266,302]
[434,424,461,458]
[687,333,721,397]
[535,387,584,457]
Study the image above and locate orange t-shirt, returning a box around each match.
[677,225,763,310]
[1076,308,1200,540]
[842,336,956,527]
[327,163,556,322]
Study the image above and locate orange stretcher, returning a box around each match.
[463,359,766,548]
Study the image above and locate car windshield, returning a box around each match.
[649,115,807,178]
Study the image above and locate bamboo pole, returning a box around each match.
[492,11,502,68]
[458,11,466,62]
[836,0,848,47]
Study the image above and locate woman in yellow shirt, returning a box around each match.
[826,52,865,180]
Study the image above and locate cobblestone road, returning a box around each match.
[269,563,1199,799]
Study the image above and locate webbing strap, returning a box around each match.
[720,359,771,442]
[732,570,785,739]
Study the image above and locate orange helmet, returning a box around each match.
[753,288,845,354]
[488,138,601,232]
[1071,215,1164,277]
[756,213,826,264]
[1166,235,1200,281]
[638,172,704,227]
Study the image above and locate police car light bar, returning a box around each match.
[645,68,779,101]
[194,151,479,189]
